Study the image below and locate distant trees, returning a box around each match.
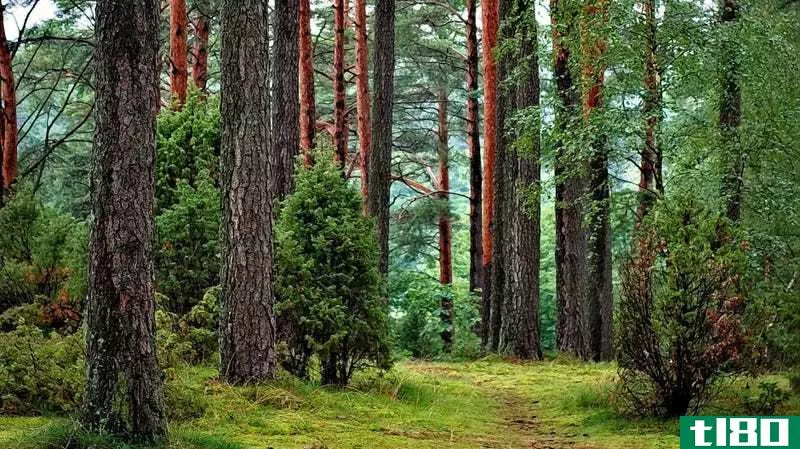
[83,0,166,439]
[218,0,276,384]
[272,0,300,200]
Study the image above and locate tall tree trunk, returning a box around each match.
[497,0,542,360]
[333,0,348,167]
[552,0,590,360]
[480,0,500,349]
[466,0,483,296]
[355,0,372,206]
[299,0,316,162]
[719,0,742,222]
[437,87,453,352]
[272,0,300,200]
[367,0,395,276]
[0,5,17,193]
[170,0,189,105]
[192,13,210,92]
[219,0,276,384]
[581,0,613,362]
[636,0,662,222]
[83,0,166,440]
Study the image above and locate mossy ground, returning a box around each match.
[2,359,797,449]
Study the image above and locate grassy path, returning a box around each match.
[7,358,797,449]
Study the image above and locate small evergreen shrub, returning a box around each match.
[0,326,84,414]
[275,149,391,386]
[742,381,790,415]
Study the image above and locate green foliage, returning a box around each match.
[0,192,87,332]
[155,286,221,367]
[0,326,84,415]
[390,271,480,360]
[155,172,220,314]
[275,149,391,385]
[741,381,790,415]
[617,194,750,417]
[155,93,220,212]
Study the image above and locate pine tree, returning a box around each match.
[83,0,166,439]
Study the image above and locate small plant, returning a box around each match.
[742,382,790,415]
[790,372,800,395]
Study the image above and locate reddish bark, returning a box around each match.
[192,14,209,92]
[332,0,348,167]
[299,0,316,163]
[169,0,189,106]
[581,0,613,362]
[354,0,371,205]
[480,0,499,343]
[466,0,483,294]
[0,6,17,191]
[437,88,453,351]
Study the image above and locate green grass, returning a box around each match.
[3,360,798,449]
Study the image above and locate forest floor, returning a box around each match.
[2,358,798,449]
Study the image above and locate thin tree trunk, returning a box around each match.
[83,0,166,440]
[437,87,453,352]
[333,0,348,167]
[170,0,189,105]
[552,0,590,360]
[466,0,483,296]
[480,0,500,348]
[367,0,395,275]
[719,0,742,222]
[355,0,372,206]
[219,0,276,384]
[581,0,613,362]
[299,0,316,162]
[192,13,210,92]
[636,0,662,223]
[497,0,542,360]
[272,0,300,201]
[0,5,17,192]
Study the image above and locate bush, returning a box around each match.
[617,195,749,417]
[275,149,391,386]
[390,271,481,359]
[156,172,220,314]
[0,325,84,414]
[0,192,87,331]
[741,381,790,415]
[155,286,221,367]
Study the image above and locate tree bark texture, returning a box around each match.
[719,0,742,222]
[466,0,483,295]
[552,0,590,360]
[83,0,166,440]
[219,0,276,384]
[354,0,372,206]
[0,5,17,192]
[170,0,189,105]
[368,0,395,276]
[333,0,348,167]
[581,0,613,362]
[272,0,300,201]
[299,0,316,162]
[437,87,453,352]
[192,13,210,92]
[636,0,663,222]
[480,0,500,348]
[496,0,542,360]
